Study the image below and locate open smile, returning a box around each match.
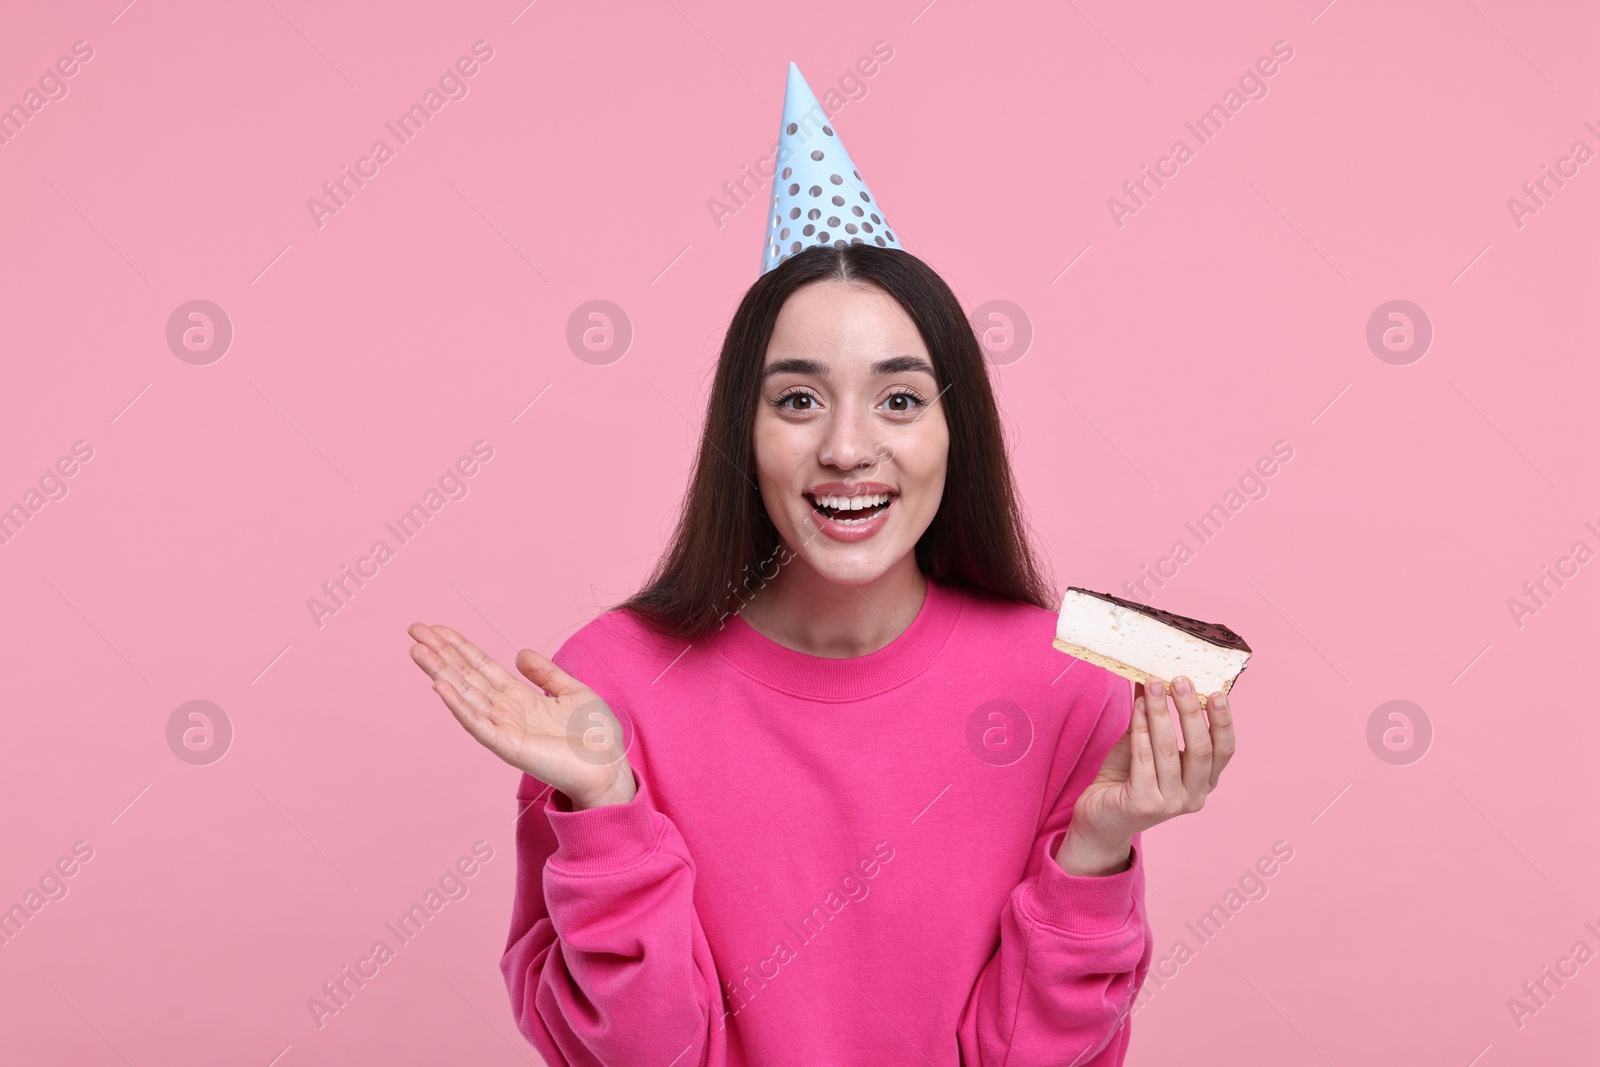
[806,491,895,522]
[803,488,898,542]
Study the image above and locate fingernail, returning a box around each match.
[1172,676,1191,697]
[1150,678,1164,698]
[1213,693,1229,711]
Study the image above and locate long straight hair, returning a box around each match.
[618,243,1054,639]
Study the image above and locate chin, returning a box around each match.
[801,549,899,588]
[784,508,919,588]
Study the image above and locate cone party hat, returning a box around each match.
[760,62,902,274]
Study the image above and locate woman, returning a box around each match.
[406,243,1237,1066]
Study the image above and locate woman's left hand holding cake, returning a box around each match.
[1056,676,1236,876]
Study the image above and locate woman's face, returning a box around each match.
[753,279,949,588]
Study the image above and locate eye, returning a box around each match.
[774,388,819,411]
[883,389,926,414]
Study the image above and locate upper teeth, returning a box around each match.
[814,493,891,511]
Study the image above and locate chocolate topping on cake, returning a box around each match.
[1070,587,1253,653]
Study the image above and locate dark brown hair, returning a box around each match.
[617,243,1053,638]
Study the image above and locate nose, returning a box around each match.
[818,402,878,471]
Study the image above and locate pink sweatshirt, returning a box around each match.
[501,579,1152,1065]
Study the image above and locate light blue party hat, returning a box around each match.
[760,62,902,274]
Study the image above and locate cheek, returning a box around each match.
[753,413,808,483]
[895,422,950,492]
[870,429,945,543]
[752,415,817,527]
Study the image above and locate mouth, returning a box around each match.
[806,490,895,523]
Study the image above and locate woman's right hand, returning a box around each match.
[407,622,636,809]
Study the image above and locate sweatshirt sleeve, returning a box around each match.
[956,675,1154,1067]
[499,763,726,1066]
[498,626,726,1066]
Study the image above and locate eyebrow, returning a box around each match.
[762,355,935,379]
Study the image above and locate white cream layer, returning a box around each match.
[1055,589,1250,696]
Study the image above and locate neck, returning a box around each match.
[738,552,928,658]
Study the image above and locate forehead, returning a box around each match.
[765,280,927,363]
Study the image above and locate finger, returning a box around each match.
[430,625,518,693]
[515,646,588,699]
[1142,677,1184,799]
[1129,691,1157,795]
[409,625,484,688]
[1171,676,1213,801]
[1206,690,1237,790]
[408,640,457,683]
[431,674,507,752]
[1095,719,1133,782]
[409,642,494,702]
[408,622,452,657]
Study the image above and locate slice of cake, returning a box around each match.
[1053,587,1252,707]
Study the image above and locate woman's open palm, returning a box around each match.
[406,623,635,808]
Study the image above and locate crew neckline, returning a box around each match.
[712,579,963,702]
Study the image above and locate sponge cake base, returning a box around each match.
[1052,636,1235,710]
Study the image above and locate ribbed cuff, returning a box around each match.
[1028,831,1141,935]
[544,768,660,872]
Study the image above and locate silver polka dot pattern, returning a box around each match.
[759,63,904,274]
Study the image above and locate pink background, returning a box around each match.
[2,1,1596,1064]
